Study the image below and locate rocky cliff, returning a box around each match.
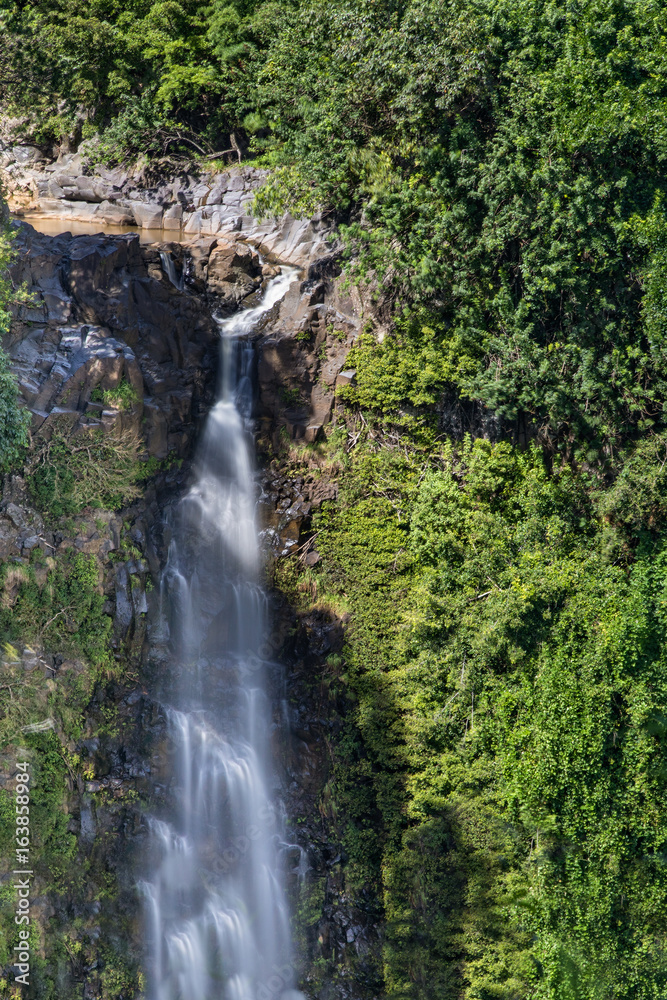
[0,200,382,999]
[1,144,329,267]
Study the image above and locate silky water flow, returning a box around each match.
[141,270,304,1000]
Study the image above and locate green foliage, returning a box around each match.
[99,953,143,1000]
[281,386,303,408]
[0,350,29,472]
[99,378,140,411]
[0,0,279,156]
[0,216,30,471]
[27,427,151,516]
[0,551,112,676]
[248,19,667,990]
[307,437,667,998]
[0,511,139,998]
[340,325,464,417]
[250,0,667,458]
[595,430,667,533]
[89,95,189,166]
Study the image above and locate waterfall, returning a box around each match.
[159,251,184,290]
[142,269,304,1000]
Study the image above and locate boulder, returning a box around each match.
[183,210,203,235]
[162,204,183,231]
[95,201,135,226]
[336,369,356,387]
[207,176,228,205]
[130,201,164,229]
[11,145,42,165]
[71,176,104,203]
[66,201,99,222]
[206,240,262,302]
[191,183,210,207]
[47,178,66,199]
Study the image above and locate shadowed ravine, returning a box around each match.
[141,271,304,1000]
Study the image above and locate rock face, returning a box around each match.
[6,219,365,482]
[7,222,220,458]
[0,213,381,999]
[255,259,362,450]
[206,239,263,301]
[0,145,332,266]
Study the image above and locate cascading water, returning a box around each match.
[142,270,304,1000]
[159,251,184,290]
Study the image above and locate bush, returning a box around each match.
[27,427,151,515]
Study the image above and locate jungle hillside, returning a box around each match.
[2,1,667,998]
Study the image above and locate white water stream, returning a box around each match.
[159,251,184,291]
[142,270,303,1000]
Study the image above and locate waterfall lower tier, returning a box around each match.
[143,271,302,1000]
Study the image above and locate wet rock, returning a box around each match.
[80,800,97,840]
[114,565,134,638]
[184,237,218,289]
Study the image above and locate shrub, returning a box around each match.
[27,427,149,515]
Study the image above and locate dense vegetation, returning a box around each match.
[0,208,29,470]
[294,435,667,999]
[3,0,667,998]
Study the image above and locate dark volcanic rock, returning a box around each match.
[6,222,220,457]
[206,239,263,303]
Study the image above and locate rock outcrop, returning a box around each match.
[206,238,263,301]
[6,220,364,470]
[255,257,362,443]
[7,222,220,459]
[0,145,331,266]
